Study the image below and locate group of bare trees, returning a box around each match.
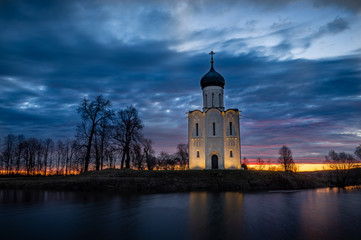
[71,95,155,172]
[0,134,189,175]
[242,144,360,177]
[0,135,85,175]
[242,145,296,172]
[324,145,361,187]
[75,95,186,172]
[151,144,189,170]
[0,95,189,175]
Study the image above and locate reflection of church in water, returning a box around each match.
[188,51,241,169]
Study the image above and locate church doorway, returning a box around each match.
[211,155,218,169]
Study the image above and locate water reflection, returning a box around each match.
[299,189,339,240]
[189,192,244,239]
[0,188,360,240]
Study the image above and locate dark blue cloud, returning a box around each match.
[316,17,349,37]
[0,0,360,162]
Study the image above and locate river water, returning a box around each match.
[0,187,360,240]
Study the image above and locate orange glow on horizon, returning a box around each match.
[1,163,360,175]
[248,163,361,172]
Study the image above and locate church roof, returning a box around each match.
[200,51,225,89]
[200,65,225,89]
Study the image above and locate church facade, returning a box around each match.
[188,52,241,169]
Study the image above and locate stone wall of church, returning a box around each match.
[188,109,241,170]
[188,110,205,169]
[223,110,241,169]
[204,109,225,169]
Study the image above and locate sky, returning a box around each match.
[0,0,360,163]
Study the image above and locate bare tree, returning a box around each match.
[2,134,16,174]
[105,145,117,169]
[0,154,3,174]
[35,140,43,174]
[15,135,26,173]
[42,138,53,175]
[93,134,101,170]
[278,145,295,172]
[77,95,113,172]
[23,138,40,175]
[143,139,155,170]
[176,143,188,170]
[158,152,175,170]
[72,139,86,174]
[64,139,77,175]
[131,143,144,170]
[113,106,143,169]
[324,150,358,187]
[56,140,64,175]
[157,152,166,170]
[94,118,112,170]
[355,144,361,160]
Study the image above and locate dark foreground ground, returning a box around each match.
[0,168,360,193]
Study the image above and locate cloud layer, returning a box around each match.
[0,0,360,162]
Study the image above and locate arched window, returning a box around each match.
[229,122,233,135]
[196,123,199,136]
[219,94,221,107]
[230,150,233,158]
[205,94,207,107]
[213,122,216,136]
[212,93,214,107]
[197,150,200,158]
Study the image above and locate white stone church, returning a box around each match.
[188,52,241,169]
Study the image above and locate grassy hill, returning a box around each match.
[1,168,360,193]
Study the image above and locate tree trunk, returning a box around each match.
[66,156,69,175]
[84,125,95,172]
[126,147,130,169]
[95,141,100,171]
[44,154,48,176]
[100,134,104,171]
[16,153,21,173]
[121,147,126,169]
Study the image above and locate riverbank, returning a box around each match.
[0,168,360,193]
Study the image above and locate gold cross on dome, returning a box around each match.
[209,51,215,64]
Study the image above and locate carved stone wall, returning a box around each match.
[223,110,241,169]
[188,110,205,169]
[188,108,241,170]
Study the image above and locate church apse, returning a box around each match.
[188,51,241,170]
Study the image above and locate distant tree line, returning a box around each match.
[0,95,189,175]
[241,145,297,172]
[324,146,360,187]
[242,144,361,174]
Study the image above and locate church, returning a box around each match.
[188,51,241,169]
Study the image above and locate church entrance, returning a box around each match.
[211,155,218,169]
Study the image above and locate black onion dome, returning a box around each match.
[200,65,225,89]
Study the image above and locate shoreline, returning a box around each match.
[0,168,360,193]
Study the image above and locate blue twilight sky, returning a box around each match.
[0,0,360,163]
